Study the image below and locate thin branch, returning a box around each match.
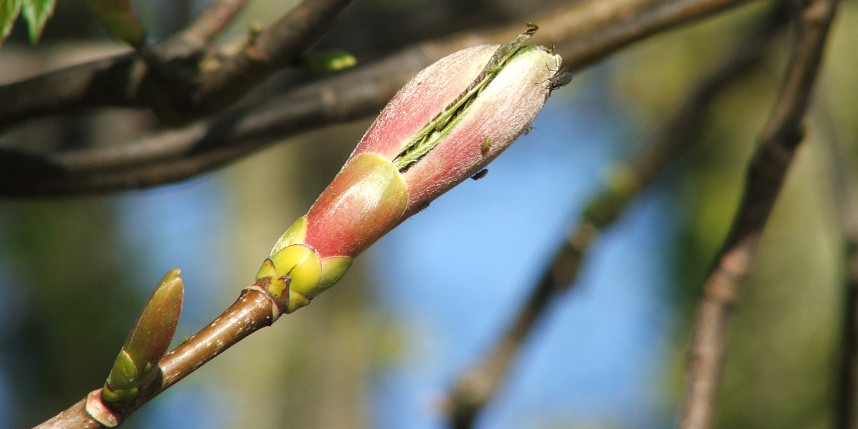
[839,242,858,427]
[170,0,250,54]
[36,283,286,428]
[0,0,352,127]
[0,0,757,196]
[831,140,858,429]
[444,6,787,427]
[678,1,840,428]
[818,103,858,428]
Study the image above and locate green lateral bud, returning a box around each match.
[103,269,184,403]
[286,290,311,313]
[319,256,353,290]
[265,276,290,298]
[102,350,139,403]
[270,244,322,297]
[258,248,352,313]
[122,272,183,371]
[256,258,278,281]
[271,216,308,256]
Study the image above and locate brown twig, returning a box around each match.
[0,0,756,196]
[444,6,787,427]
[35,283,286,428]
[678,1,839,428]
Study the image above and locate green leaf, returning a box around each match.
[82,0,145,48]
[0,0,22,48]
[21,0,55,44]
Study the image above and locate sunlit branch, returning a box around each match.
[0,0,757,196]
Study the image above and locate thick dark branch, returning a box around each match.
[444,6,786,427]
[0,52,138,128]
[678,1,840,428]
[0,50,412,195]
[0,0,756,196]
[0,0,351,127]
[172,0,354,118]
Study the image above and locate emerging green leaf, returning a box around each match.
[0,0,22,48]
[21,0,55,43]
[82,0,145,48]
[103,269,184,403]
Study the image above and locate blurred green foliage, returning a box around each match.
[0,199,143,425]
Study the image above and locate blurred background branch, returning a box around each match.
[829,127,858,429]
[0,0,754,196]
[444,4,787,427]
[0,0,352,127]
[679,0,839,427]
[818,69,858,429]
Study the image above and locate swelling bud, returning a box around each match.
[259,25,567,312]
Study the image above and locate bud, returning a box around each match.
[259,26,565,312]
[103,269,184,403]
[354,41,561,219]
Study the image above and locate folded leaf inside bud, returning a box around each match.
[392,26,541,172]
